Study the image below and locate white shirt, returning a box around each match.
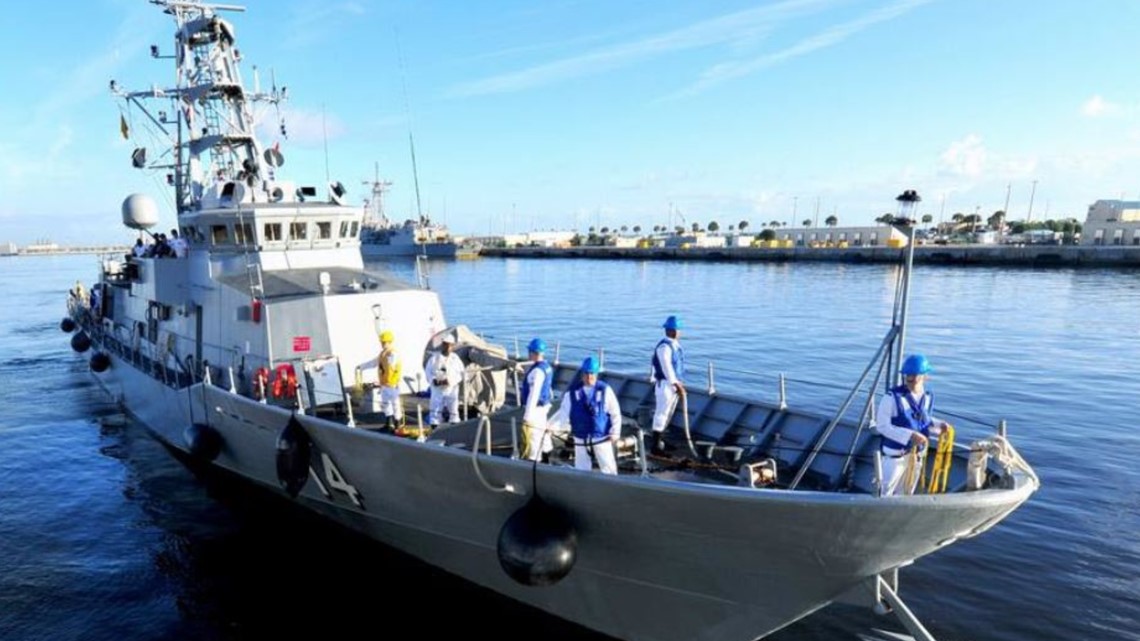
[549,382,623,440]
[654,338,682,385]
[873,388,944,455]
[523,361,550,425]
[170,236,189,257]
[425,351,464,392]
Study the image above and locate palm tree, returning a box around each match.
[620,225,629,233]
[769,219,781,228]
[950,213,964,224]
[633,225,641,234]
[600,226,610,234]
[728,224,736,232]
[802,219,812,227]
[738,220,750,232]
[708,221,720,232]
[987,210,1004,231]
[588,226,596,234]
[674,225,684,235]
[963,214,981,231]
[875,213,894,225]
[921,214,933,225]
[691,222,701,233]
[824,215,838,227]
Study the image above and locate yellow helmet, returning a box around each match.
[380,330,394,343]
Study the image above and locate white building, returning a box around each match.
[770,225,908,247]
[1082,200,1140,246]
[0,242,17,256]
[502,231,577,247]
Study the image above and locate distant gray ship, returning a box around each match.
[359,169,479,260]
[63,4,1037,641]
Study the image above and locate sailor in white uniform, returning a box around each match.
[425,335,465,427]
[548,357,622,475]
[873,353,949,496]
[520,338,554,462]
[650,315,685,454]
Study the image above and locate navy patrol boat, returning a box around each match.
[64,3,1037,641]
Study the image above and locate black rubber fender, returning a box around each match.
[89,352,111,373]
[70,331,91,353]
[184,422,223,462]
[60,317,77,333]
[276,414,312,498]
[497,496,577,586]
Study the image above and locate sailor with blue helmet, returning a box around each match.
[873,353,949,496]
[548,356,622,474]
[520,338,555,462]
[650,315,686,454]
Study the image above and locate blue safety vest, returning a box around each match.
[651,338,684,383]
[568,381,612,440]
[521,361,553,406]
[880,384,934,452]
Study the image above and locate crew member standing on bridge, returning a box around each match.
[549,356,622,475]
[873,353,949,496]
[425,335,465,428]
[377,330,403,431]
[520,338,554,462]
[650,315,685,454]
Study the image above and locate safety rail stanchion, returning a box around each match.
[554,341,561,366]
[471,416,518,494]
[227,366,237,394]
[778,373,787,410]
[997,419,1007,438]
[416,405,424,438]
[513,368,522,407]
[461,379,468,422]
[599,347,605,371]
[514,336,520,359]
[707,361,716,395]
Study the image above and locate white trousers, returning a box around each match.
[523,413,552,461]
[652,381,679,433]
[879,452,919,496]
[429,386,460,425]
[575,438,617,475]
[379,386,402,419]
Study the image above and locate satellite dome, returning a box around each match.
[121,194,159,230]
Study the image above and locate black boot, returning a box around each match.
[652,432,666,455]
[384,415,395,432]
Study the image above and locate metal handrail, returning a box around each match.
[471,416,518,494]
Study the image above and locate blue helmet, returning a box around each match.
[526,338,547,354]
[901,354,932,376]
[662,315,683,331]
[580,356,601,374]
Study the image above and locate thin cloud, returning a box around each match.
[939,134,987,178]
[448,0,836,97]
[1080,94,1120,118]
[675,0,932,98]
[283,2,368,49]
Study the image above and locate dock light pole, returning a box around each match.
[893,189,921,386]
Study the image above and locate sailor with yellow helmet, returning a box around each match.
[377,329,403,430]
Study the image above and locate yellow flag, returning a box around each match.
[119,114,129,140]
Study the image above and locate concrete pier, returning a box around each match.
[482,244,1140,268]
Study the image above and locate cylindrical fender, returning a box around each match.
[497,496,577,586]
[70,331,91,353]
[60,317,77,333]
[184,422,223,462]
[276,414,312,498]
[89,352,112,373]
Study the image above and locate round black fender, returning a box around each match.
[276,415,312,498]
[70,331,91,353]
[89,352,111,373]
[60,317,77,333]
[184,422,223,462]
[497,496,577,586]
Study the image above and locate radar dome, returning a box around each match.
[121,194,159,230]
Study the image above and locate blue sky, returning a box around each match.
[3,0,1140,244]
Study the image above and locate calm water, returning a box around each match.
[1,254,1138,641]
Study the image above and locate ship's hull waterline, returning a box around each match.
[89,347,1033,641]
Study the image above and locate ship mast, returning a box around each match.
[112,0,284,214]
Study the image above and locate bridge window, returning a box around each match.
[211,225,229,244]
[289,222,307,241]
[234,223,254,244]
[317,221,332,239]
[350,221,359,238]
[264,223,282,242]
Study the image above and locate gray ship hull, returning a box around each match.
[360,241,462,259]
[88,349,1034,641]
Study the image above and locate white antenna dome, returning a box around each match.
[121,193,159,230]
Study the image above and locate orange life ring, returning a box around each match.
[272,363,298,399]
